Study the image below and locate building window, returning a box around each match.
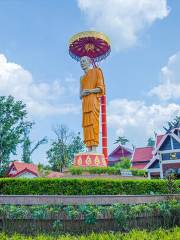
[170,152,177,160]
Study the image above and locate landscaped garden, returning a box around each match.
[0,97,180,238]
[0,178,180,236]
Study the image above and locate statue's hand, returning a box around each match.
[82,89,91,96]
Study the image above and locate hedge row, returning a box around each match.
[0,178,180,195]
[0,228,180,240]
[69,167,146,176]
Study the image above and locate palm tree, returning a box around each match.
[114,136,129,159]
[147,137,155,147]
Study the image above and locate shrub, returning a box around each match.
[114,158,131,169]
[131,169,147,177]
[69,166,146,176]
[69,167,83,175]
[0,178,180,195]
[0,201,180,227]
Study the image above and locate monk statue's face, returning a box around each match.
[80,56,91,72]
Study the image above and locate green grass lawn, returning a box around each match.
[0,228,180,240]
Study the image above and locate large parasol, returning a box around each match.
[68,31,111,164]
[69,31,111,64]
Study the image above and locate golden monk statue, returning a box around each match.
[80,56,105,152]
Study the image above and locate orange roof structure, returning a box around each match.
[7,161,39,177]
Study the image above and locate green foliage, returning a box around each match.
[69,166,146,176]
[167,174,177,194]
[47,125,84,172]
[37,163,51,177]
[110,203,131,230]
[69,167,84,175]
[69,166,119,175]
[0,96,30,176]
[147,137,155,147]
[31,205,48,219]
[63,205,79,220]
[130,168,147,177]
[114,136,129,145]
[78,204,103,224]
[22,122,47,163]
[21,121,34,163]
[114,157,131,169]
[0,228,180,239]
[0,202,180,234]
[0,178,180,195]
[68,132,85,162]
[52,220,63,233]
[4,205,29,219]
[47,140,68,173]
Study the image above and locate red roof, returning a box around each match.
[109,145,132,162]
[132,147,153,163]
[7,161,39,177]
[131,163,147,169]
[156,134,164,147]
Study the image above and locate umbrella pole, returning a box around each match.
[101,95,108,165]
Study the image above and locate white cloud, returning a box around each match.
[77,0,169,50]
[149,52,180,101]
[0,54,80,116]
[108,98,180,146]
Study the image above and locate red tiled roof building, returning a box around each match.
[7,161,39,178]
[131,147,153,169]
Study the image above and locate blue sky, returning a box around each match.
[0,0,180,164]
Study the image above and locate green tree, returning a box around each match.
[147,137,155,147]
[22,123,47,163]
[114,157,131,169]
[37,163,51,177]
[47,125,84,172]
[0,96,29,176]
[68,132,85,164]
[114,136,129,158]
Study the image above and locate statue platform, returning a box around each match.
[73,152,107,167]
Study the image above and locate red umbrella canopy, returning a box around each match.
[69,31,111,63]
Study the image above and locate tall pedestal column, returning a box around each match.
[101,95,108,165]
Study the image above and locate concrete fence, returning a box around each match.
[0,194,180,205]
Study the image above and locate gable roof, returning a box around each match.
[154,132,180,154]
[109,145,132,162]
[172,127,180,131]
[145,155,160,169]
[131,163,148,169]
[156,134,164,147]
[132,147,153,163]
[7,161,39,177]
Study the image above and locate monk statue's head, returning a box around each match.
[80,56,92,72]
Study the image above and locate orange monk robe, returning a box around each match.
[81,67,105,147]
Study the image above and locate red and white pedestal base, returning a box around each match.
[73,153,107,167]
